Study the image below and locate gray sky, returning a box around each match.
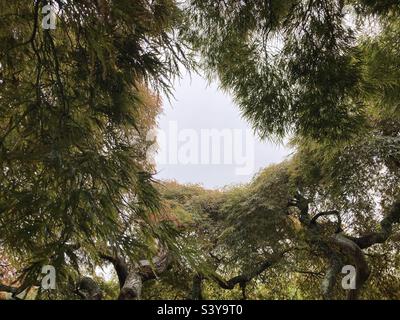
[155,73,290,189]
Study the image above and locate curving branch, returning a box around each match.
[0,283,18,294]
[1,0,41,60]
[311,210,342,233]
[332,234,370,300]
[210,251,287,290]
[288,192,381,299]
[100,247,171,300]
[346,199,400,249]
[99,253,128,288]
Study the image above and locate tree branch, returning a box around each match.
[332,234,370,300]
[345,199,400,249]
[101,247,171,300]
[210,251,287,290]
[311,210,342,233]
[0,283,18,294]
[321,254,342,299]
[99,253,128,289]
[1,0,41,60]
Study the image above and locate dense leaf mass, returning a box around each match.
[1,0,400,300]
[0,0,189,292]
[185,0,400,140]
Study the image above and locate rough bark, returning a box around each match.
[101,247,171,300]
[290,193,400,300]
[332,234,370,300]
[119,268,143,300]
[321,254,342,300]
[77,277,103,300]
[99,254,128,289]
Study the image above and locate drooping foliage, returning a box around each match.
[144,154,400,300]
[1,0,400,301]
[185,0,400,141]
[0,0,190,293]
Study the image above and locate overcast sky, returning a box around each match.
[154,72,290,189]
